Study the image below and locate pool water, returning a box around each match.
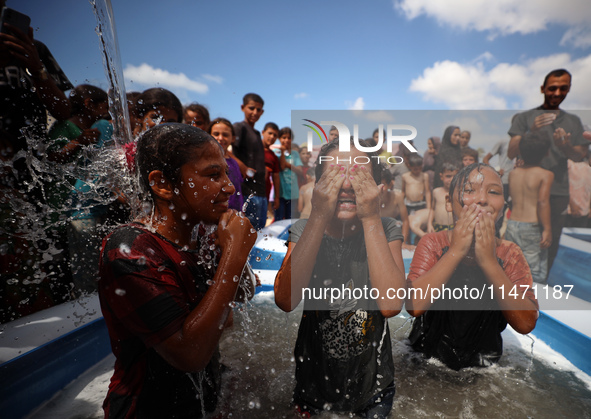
[28,293,591,419]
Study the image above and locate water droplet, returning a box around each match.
[115,288,126,296]
[180,260,187,266]
[206,279,214,285]
[233,275,239,282]
[181,213,187,220]
[188,182,195,188]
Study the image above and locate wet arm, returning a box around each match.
[363,217,405,316]
[274,214,328,311]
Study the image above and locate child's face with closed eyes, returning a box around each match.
[447,166,504,223]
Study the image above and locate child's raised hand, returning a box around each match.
[540,229,552,249]
[349,165,380,220]
[216,210,257,253]
[311,164,346,218]
[474,210,497,267]
[449,204,479,257]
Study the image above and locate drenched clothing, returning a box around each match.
[99,224,221,419]
[407,231,536,370]
[288,218,403,413]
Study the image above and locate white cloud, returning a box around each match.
[410,52,591,109]
[364,111,396,122]
[294,92,309,99]
[346,97,365,110]
[202,74,223,84]
[123,63,209,94]
[394,0,591,47]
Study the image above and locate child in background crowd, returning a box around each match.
[275,127,302,220]
[401,153,431,216]
[233,93,267,229]
[406,163,538,370]
[261,122,281,220]
[505,132,554,283]
[208,118,244,211]
[423,136,440,191]
[184,102,210,131]
[379,168,410,246]
[461,147,479,167]
[297,168,314,219]
[428,162,460,233]
[124,87,183,172]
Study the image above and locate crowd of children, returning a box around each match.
[2,59,591,418]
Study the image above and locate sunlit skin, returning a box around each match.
[261,127,279,148]
[450,128,461,146]
[241,100,264,127]
[210,122,234,157]
[184,109,207,130]
[142,106,180,132]
[541,74,571,110]
[144,141,236,243]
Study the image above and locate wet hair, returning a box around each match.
[407,153,423,167]
[461,147,479,162]
[242,93,264,106]
[543,69,571,87]
[136,123,218,197]
[448,163,501,208]
[314,137,382,184]
[441,161,460,174]
[279,127,293,140]
[184,103,210,126]
[137,88,183,121]
[207,117,235,137]
[69,84,108,115]
[519,131,551,166]
[263,122,279,132]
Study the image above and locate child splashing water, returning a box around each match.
[98,123,256,418]
[275,138,406,418]
[406,163,538,370]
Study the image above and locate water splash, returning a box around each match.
[89,0,132,146]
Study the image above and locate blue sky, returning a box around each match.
[16,0,591,152]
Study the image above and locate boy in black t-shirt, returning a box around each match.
[233,93,267,229]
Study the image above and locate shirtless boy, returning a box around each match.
[505,132,554,283]
[409,162,459,240]
[401,154,431,215]
[379,169,410,244]
[297,169,315,219]
[428,162,459,233]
